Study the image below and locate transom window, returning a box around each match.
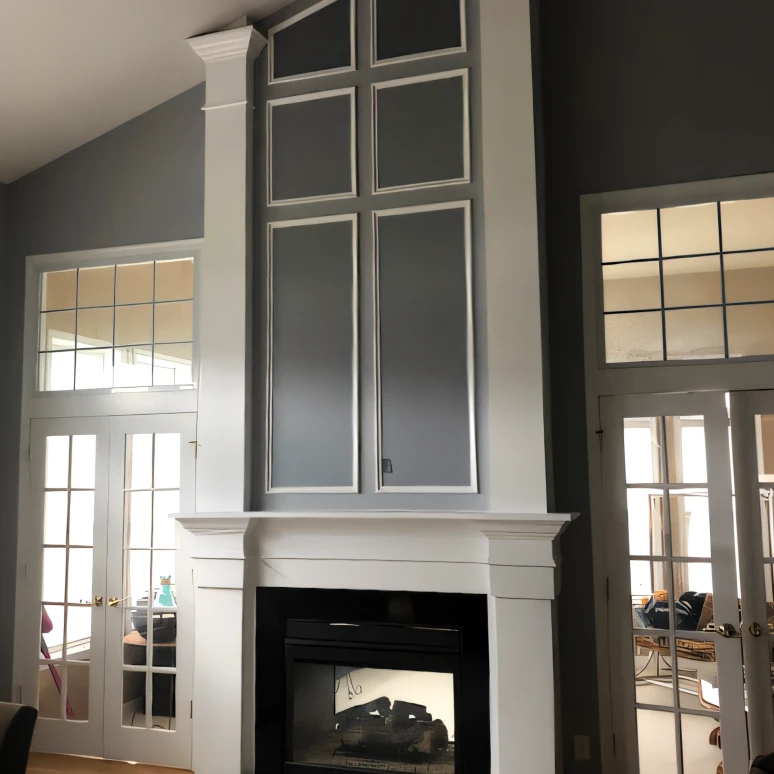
[602,197,774,363]
[38,258,194,391]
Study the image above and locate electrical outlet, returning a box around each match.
[574,734,591,761]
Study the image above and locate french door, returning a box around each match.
[25,413,195,769]
[602,391,758,773]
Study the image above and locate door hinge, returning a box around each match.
[190,701,193,719]
[612,733,617,758]
[188,441,199,459]
[606,576,610,601]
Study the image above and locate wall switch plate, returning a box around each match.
[574,735,591,761]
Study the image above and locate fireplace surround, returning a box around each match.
[255,588,490,774]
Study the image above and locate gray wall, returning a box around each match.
[0,84,204,699]
[537,2,774,771]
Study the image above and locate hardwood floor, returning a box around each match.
[27,752,193,774]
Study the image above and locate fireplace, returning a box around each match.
[256,588,490,774]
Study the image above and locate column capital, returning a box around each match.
[187,25,267,65]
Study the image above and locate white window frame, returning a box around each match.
[267,0,356,85]
[370,0,468,68]
[580,173,774,773]
[371,69,471,195]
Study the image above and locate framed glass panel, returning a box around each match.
[116,262,154,305]
[602,210,659,263]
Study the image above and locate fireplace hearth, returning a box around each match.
[256,588,490,774]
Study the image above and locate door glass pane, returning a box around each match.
[67,548,93,604]
[151,673,176,730]
[126,492,152,549]
[625,419,663,484]
[151,551,176,608]
[676,640,718,710]
[671,562,714,630]
[66,663,90,721]
[43,548,66,602]
[127,550,151,607]
[153,435,180,488]
[665,417,708,484]
[122,670,147,728]
[680,713,722,773]
[669,491,711,559]
[153,491,179,550]
[38,663,65,719]
[631,561,670,629]
[126,435,153,489]
[637,708,678,774]
[633,635,675,707]
[44,491,68,545]
[45,436,70,488]
[627,490,666,556]
[71,435,96,488]
[151,613,177,667]
[68,491,95,546]
[65,606,92,660]
[41,604,65,653]
[124,609,148,665]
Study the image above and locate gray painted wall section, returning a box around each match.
[0,84,205,699]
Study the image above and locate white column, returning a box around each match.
[188,26,267,513]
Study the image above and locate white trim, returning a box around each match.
[371,69,471,195]
[372,200,477,494]
[265,213,359,494]
[268,0,357,85]
[369,0,467,68]
[266,87,358,207]
[187,25,266,64]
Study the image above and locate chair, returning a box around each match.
[0,702,38,773]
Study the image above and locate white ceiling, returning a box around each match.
[0,0,293,184]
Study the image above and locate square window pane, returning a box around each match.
[40,311,76,351]
[627,489,666,556]
[126,550,151,607]
[126,492,152,549]
[44,491,68,545]
[602,210,658,263]
[78,266,115,308]
[115,304,153,346]
[153,343,193,386]
[662,256,721,308]
[727,303,774,357]
[637,709,678,774]
[154,301,193,344]
[41,270,77,311]
[66,662,91,721]
[724,251,774,303]
[116,262,154,305]
[151,551,176,608]
[154,434,180,488]
[42,604,65,652]
[114,346,153,387]
[75,348,113,389]
[155,258,194,302]
[672,562,713,627]
[69,491,95,547]
[125,434,153,490]
[65,606,92,660]
[45,436,70,488]
[67,548,93,604]
[39,351,75,392]
[669,491,711,558]
[665,417,707,484]
[76,307,113,348]
[721,197,774,252]
[71,435,96,488]
[153,491,179,550]
[43,547,66,602]
[631,561,671,629]
[660,203,719,257]
[605,311,663,363]
[665,307,724,360]
[602,261,661,312]
[633,635,675,708]
[624,418,662,484]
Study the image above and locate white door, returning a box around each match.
[602,391,748,774]
[103,414,195,769]
[25,413,195,769]
[28,417,109,757]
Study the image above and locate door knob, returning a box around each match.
[749,622,763,637]
[717,623,739,638]
[93,596,104,607]
[108,596,130,608]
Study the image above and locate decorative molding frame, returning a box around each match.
[369,0,467,68]
[265,213,360,494]
[188,25,266,64]
[266,87,358,207]
[373,200,477,494]
[371,69,471,195]
[268,0,357,85]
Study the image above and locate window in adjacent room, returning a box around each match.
[601,197,774,364]
[38,258,194,390]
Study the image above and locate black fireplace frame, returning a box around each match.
[255,587,490,774]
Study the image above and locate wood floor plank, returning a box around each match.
[27,752,193,774]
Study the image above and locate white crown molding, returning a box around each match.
[188,25,267,64]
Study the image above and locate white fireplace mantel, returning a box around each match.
[175,510,575,774]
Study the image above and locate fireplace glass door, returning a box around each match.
[292,663,456,772]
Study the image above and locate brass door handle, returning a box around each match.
[93,596,104,607]
[718,623,739,638]
[108,596,130,608]
[749,622,763,637]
